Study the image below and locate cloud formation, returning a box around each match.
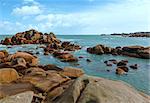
[12,5,42,16]
[0,0,149,34]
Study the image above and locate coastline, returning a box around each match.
[0,29,150,102]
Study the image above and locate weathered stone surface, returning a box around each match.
[1,29,60,45]
[21,70,70,92]
[61,67,84,78]
[0,91,34,103]
[8,52,38,66]
[53,75,150,103]
[53,51,78,62]
[0,82,34,99]
[0,68,19,83]
[43,64,63,71]
[87,44,150,59]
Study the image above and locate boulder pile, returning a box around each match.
[1,29,60,45]
[87,44,150,59]
[0,50,149,103]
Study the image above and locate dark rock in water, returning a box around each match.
[44,52,49,55]
[116,68,126,75]
[78,56,84,58]
[117,60,128,67]
[108,59,118,64]
[107,69,110,72]
[106,63,112,66]
[87,44,104,54]
[118,66,129,72]
[53,51,78,62]
[86,59,92,62]
[1,29,60,45]
[87,44,150,59]
[36,52,40,54]
[129,64,138,69]
[104,60,108,64]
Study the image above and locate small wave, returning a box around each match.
[59,38,82,42]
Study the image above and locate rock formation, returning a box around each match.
[0,51,149,103]
[87,44,150,59]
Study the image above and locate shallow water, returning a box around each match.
[0,35,150,95]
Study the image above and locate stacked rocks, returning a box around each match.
[87,44,150,59]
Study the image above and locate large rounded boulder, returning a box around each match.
[7,52,38,66]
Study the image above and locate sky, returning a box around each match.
[0,0,149,34]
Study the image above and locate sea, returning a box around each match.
[0,35,150,95]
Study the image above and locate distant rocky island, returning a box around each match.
[110,32,150,37]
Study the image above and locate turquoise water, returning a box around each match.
[0,35,150,95]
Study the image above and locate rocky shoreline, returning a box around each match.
[110,32,150,37]
[0,29,150,103]
[87,44,150,59]
[0,50,149,103]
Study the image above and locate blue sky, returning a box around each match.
[0,0,149,34]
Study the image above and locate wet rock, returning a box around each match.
[1,29,61,45]
[108,59,118,64]
[117,60,128,67]
[61,67,84,78]
[86,59,91,62]
[87,44,150,59]
[118,66,129,72]
[0,91,34,103]
[53,75,149,103]
[2,38,12,45]
[53,51,78,62]
[44,52,49,55]
[0,68,19,83]
[87,44,104,54]
[138,47,150,59]
[116,68,126,75]
[78,56,84,58]
[129,64,138,69]
[106,63,112,66]
[36,52,40,54]
[61,41,70,48]
[104,60,108,64]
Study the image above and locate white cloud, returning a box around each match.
[12,5,42,16]
[3,0,149,34]
[23,0,40,5]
